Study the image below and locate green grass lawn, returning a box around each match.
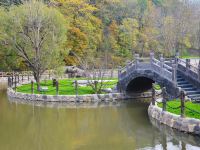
[158,100,200,119]
[180,55,200,59]
[16,78,118,95]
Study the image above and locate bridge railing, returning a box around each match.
[164,64,172,71]
[151,54,174,81]
[151,60,161,73]
[177,58,200,82]
[119,53,176,83]
[118,56,153,79]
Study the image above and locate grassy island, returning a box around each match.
[16,78,118,95]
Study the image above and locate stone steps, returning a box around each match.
[188,94,200,98]
[177,81,189,84]
[177,78,184,81]
[178,84,194,88]
[186,91,200,95]
[177,76,184,79]
[190,96,200,100]
[182,87,197,92]
[176,73,200,102]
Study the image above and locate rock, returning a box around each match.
[188,125,195,133]
[65,66,87,77]
[194,125,200,135]
[102,88,112,93]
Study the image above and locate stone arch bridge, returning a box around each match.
[118,53,200,101]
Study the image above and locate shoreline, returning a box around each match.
[148,103,200,136]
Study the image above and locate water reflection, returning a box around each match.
[0,90,200,150]
[149,117,200,150]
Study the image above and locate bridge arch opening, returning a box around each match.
[126,77,155,93]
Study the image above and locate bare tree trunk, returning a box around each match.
[141,42,145,57]
[33,71,41,91]
[36,77,40,91]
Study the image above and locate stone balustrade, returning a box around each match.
[119,53,176,83]
[177,58,200,88]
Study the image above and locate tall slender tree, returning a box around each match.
[0,1,67,90]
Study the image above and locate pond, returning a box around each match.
[0,87,200,150]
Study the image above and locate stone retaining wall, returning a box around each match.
[7,85,160,103]
[148,104,200,135]
[7,88,125,102]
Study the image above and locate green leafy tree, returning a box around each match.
[108,20,120,54]
[118,18,139,57]
[56,0,102,65]
[0,0,22,7]
[0,1,67,90]
[135,0,160,56]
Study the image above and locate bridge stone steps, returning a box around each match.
[180,87,199,93]
[181,87,198,92]
[177,80,189,84]
[185,93,200,101]
[191,96,200,101]
[177,76,183,79]
[177,82,191,86]
[177,78,185,82]
[190,97,200,102]
[188,94,200,98]
[178,84,194,88]
[176,73,200,102]
[188,94,200,102]
[186,91,200,95]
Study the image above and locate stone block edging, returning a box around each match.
[7,88,125,103]
[148,104,200,135]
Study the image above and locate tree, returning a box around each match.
[108,20,120,54]
[134,0,161,56]
[92,0,136,25]
[159,0,193,56]
[64,27,88,65]
[0,0,22,7]
[118,18,139,57]
[0,1,67,90]
[73,50,112,94]
[56,0,102,66]
[160,16,177,56]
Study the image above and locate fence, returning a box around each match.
[0,70,55,78]
[5,70,58,87]
[151,86,200,118]
[3,69,119,84]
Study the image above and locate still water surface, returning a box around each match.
[0,89,200,150]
